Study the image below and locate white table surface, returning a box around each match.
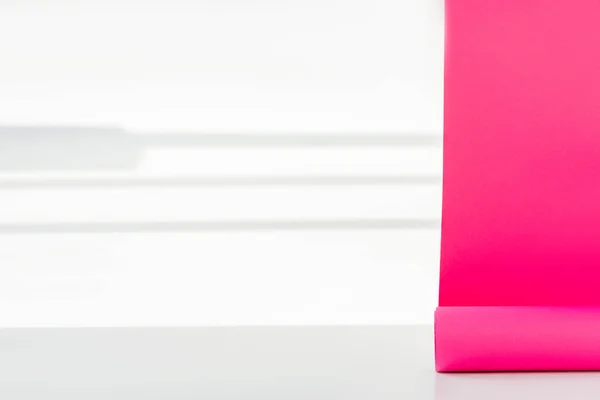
[0,326,597,399]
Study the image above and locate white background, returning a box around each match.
[0,0,443,326]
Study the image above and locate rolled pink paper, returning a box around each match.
[439,0,600,371]
[436,307,600,372]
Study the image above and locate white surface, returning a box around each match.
[0,147,441,179]
[0,231,439,326]
[0,326,596,399]
[0,0,443,326]
[0,186,440,224]
[0,326,435,399]
[0,0,443,132]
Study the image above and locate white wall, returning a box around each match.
[0,0,443,326]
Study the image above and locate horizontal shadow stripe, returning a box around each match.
[0,219,440,234]
[139,133,442,148]
[0,127,442,148]
[0,176,442,189]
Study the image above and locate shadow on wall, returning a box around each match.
[0,126,141,171]
[0,126,442,233]
[0,125,442,172]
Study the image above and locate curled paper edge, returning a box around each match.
[435,306,600,372]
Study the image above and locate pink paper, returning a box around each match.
[436,307,600,372]
[438,0,600,371]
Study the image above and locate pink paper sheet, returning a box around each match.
[438,0,600,371]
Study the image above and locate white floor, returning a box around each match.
[0,326,595,399]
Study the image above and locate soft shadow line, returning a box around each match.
[140,133,442,148]
[0,176,442,189]
[0,219,440,234]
